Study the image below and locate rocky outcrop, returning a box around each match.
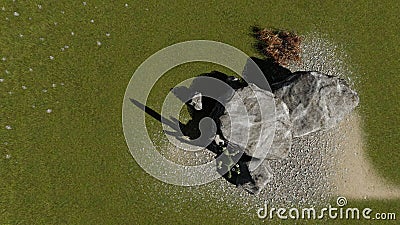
[171,70,359,195]
[217,84,292,194]
[219,84,292,160]
[273,71,359,137]
[215,71,358,194]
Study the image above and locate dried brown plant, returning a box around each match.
[254,28,302,66]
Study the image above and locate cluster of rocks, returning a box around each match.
[172,69,359,195]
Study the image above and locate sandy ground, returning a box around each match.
[333,113,400,199]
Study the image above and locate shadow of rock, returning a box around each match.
[243,57,292,91]
[171,71,262,189]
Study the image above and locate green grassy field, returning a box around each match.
[1,0,399,224]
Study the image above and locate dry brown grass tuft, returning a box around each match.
[255,28,302,66]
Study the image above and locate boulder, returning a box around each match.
[219,83,292,160]
[268,97,292,159]
[273,71,359,137]
[170,70,359,195]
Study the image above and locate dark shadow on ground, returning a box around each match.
[129,71,258,187]
[243,57,292,91]
[129,98,182,131]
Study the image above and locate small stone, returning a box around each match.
[13,12,20,17]
[38,4,42,9]
[46,109,52,113]
[83,2,87,6]
[22,85,27,90]
[96,41,102,46]
[49,56,54,60]
[0,78,4,82]
[71,31,75,36]
[5,154,11,159]
[5,125,12,130]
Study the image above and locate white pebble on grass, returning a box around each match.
[52,83,56,88]
[106,32,110,37]
[90,19,94,23]
[5,154,11,159]
[5,125,12,130]
[5,70,10,74]
[96,41,102,46]
[22,85,27,90]
[0,78,4,82]
[1,57,6,61]
[125,3,129,7]
[49,56,54,60]
[1,7,5,11]
[42,89,48,93]
[46,109,52,113]
[38,4,42,9]
[71,31,75,36]
[29,68,33,72]
[13,12,20,17]
[83,2,87,6]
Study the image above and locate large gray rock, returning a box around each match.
[269,97,292,159]
[219,84,292,160]
[171,70,359,195]
[273,71,359,137]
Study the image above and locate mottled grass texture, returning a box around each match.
[1,0,399,224]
